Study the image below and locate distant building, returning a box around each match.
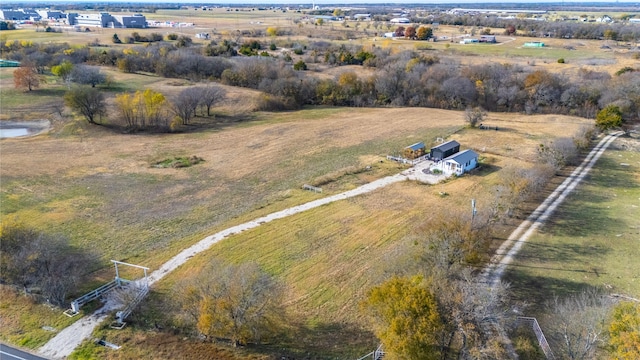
[195,32,210,39]
[480,35,496,43]
[37,10,65,20]
[314,15,337,21]
[390,17,410,24]
[352,13,371,21]
[0,9,40,21]
[67,12,146,28]
[114,14,146,28]
[523,41,545,47]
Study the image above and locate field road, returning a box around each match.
[481,131,624,289]
[38,173,408,359]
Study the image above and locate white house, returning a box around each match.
[441,149,478,176]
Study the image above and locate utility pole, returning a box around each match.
[471,198,477,225]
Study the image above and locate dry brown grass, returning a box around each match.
[1,95,591,356]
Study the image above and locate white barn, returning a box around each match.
[441,149,478,176]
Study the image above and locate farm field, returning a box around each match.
[504,141,640,313]
[0,89,592,357]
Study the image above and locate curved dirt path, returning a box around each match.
[482,131,624,288]
[39,174,408,359]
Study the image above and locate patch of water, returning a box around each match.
[0,127,30,138]
[0,120,49,138]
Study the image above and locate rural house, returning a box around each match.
[403,142,426,159]
[430,140,460,161]
[442,149,478,175]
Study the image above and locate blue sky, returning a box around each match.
[12,0,640,3]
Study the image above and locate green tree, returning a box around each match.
[51,60,74,88]
[64,85,106,124]
[112,33,122,43]
[604,29,618,41]
[361,276,443,359]
[417,26,433,40]
[596,105,623,130]
[609,301,640,360]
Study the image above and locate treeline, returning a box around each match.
[392,14,640,41]
[4,37,639,124]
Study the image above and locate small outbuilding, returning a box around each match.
[442,149,478,175]
[430,140,460,161]
[480,35,496,43]
[404,142,426,159]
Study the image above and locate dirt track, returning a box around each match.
[38,173,408,359]
[481,131,624,288]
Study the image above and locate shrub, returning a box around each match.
[557,58,565,63]
[269,43,276,51]
[615,66,635,76]
[152,156,204,168]
[595,105,623,130]
[293,60,307,71]
[166,33,178,41]
[254,94,297,111]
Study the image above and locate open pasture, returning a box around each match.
[0,76,592,352]
[504,143,640,314]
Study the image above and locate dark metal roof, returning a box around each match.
[443,149,478,164]
[431,140,460,152]
[405,142,426,151]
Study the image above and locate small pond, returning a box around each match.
[0,121,49,139]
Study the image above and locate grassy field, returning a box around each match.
[0,78,592,354]
[504,140,640,316]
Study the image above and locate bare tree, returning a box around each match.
[0,225,96,307]
[544,289,613,360]
[538,137,579,172]
[171,87,202,125]
[70,65,107,88]
[199,85,226,116]
[465,106,487,127]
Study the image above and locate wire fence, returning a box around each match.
[517,316,555,360]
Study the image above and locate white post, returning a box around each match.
[114,262,120,286]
